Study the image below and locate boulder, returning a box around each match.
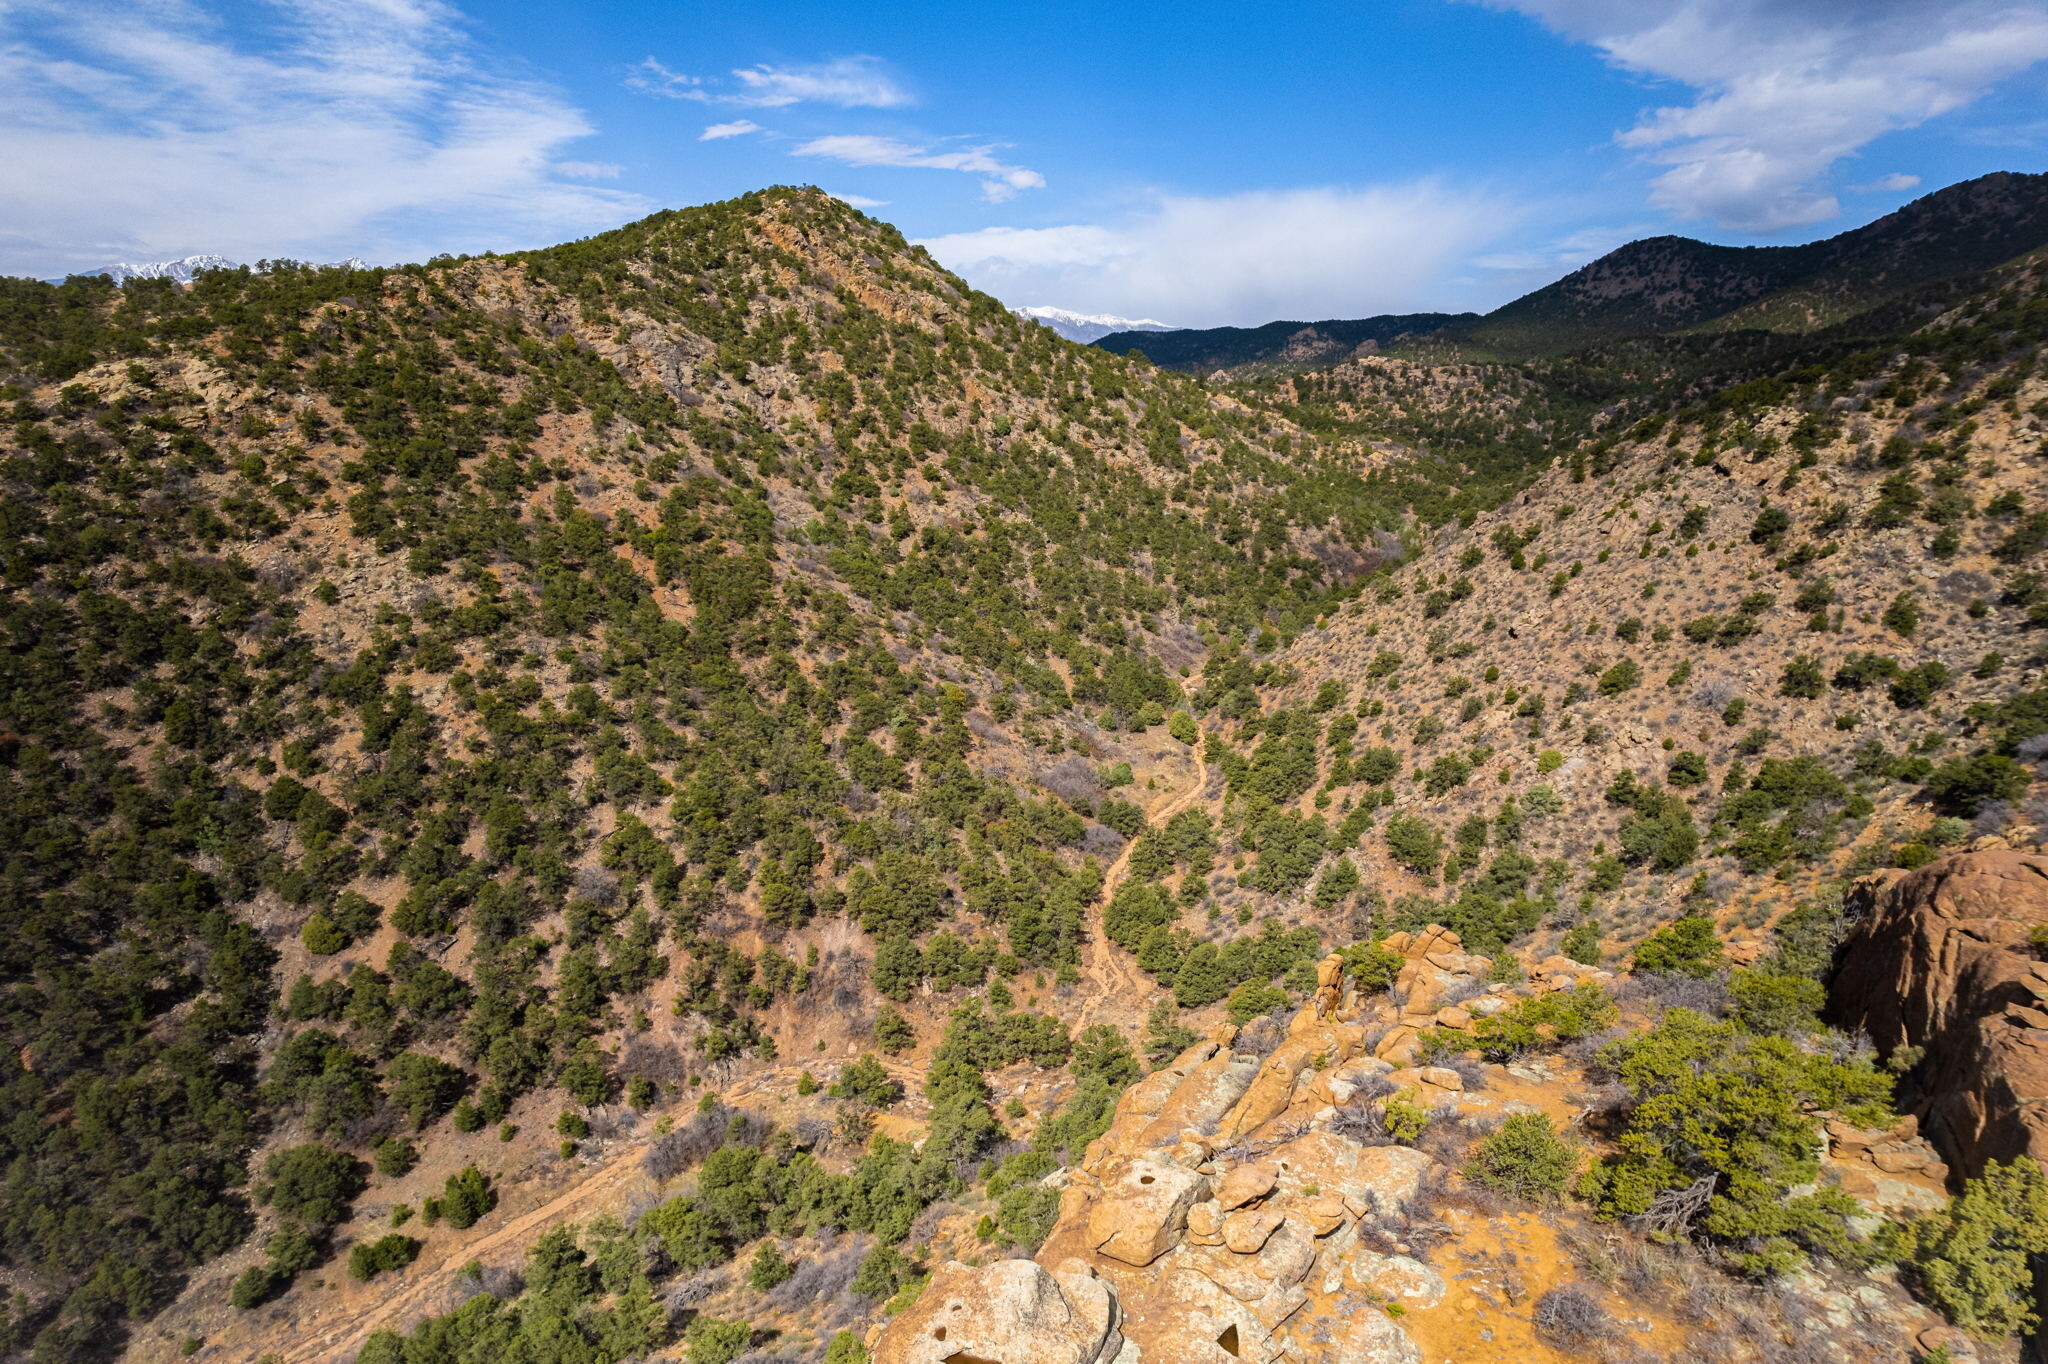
[871,1257,1126,1364]
[1829,850,2048,1175]
[1214,1161,1278,1211]
[1087,1158,1211,1266]
[1221,1205,1285,1254]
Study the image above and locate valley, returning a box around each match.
[0,174,2044,1364]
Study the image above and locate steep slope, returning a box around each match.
[0,182,2044,1364]
[0,187,1484,1361]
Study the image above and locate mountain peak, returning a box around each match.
[1014,305,1179,344]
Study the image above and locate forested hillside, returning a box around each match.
[0,182,2043,1364]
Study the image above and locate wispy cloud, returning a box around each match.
[0,0,644,275]
[792,134,1044,202]
[1479,0,2048,231]
[1851,172,1921,193]
[556,160,622,179]
[918,182,1514,326]
[699,119,763,141]
[628,54,909,109]
[827,192,890,209]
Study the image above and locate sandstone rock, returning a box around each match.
[1298,1194,1349,1236]
[1088,1159,1211,1266]
[1214,1161,1278,1211]
[1187,1199,1226,1240]
[871,1257,1126,1364]
[1247,1219,1316,1284]
[1222,1205,1285,1253]
[1433,1005,1472,1030]
[1830,850,2048,1175]
[1340,1249,1447,1308]
[1120,1266,1275,1364]
[1415,1066,1464,1091]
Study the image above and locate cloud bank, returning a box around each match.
[0,0,644,275]
[918,183,1513,327]
[1483,0,2048,231]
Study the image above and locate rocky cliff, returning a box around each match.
[1832,850,2048,1177]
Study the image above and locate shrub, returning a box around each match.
[373,1136,418,1177]
[1463,984,1617,1062]
[830,1054,905,1108]
[1225,982,1289,1025]
[1341,940,1405,992]
[1924,755,2031,817]
[1561,919,1601,965]
[1383,1089,1431,1142]
[685,1316,753,1364]
[1909,1159,2048,1338]
[263,1144,363,1226]
[440,1165,494,1230]
[1780,656,1825,699]
[1581,1009,1892,1274]
[748,1242,795,1291]
[1883,591,1921,637]
[1168,711,1200,744]
[1729,970,1824,1036]
[1465,1113,1578,1201]
[1384,815,1443,877]
[347,1234,420,1281]
[1632,917,1723,978]
[873,1005,915,1054]
[1597,659,1641,696]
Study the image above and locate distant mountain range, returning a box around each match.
[65,252,372,285]
[1094,170,2048,370]
[1092,313,1476,371]
[1013,306,1178,344]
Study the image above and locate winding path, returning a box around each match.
[1073,742,1211,1035]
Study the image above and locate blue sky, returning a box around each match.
[4,0,2047,324]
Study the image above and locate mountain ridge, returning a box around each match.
[1095,170,2048,371]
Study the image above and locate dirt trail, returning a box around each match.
[1073,741,1210,1035]
[280,1151,654,1364]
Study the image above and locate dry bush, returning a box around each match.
[619,1037,687,1087]
[1615,971,1731,1018]
[640,1103,768,1181]
[1039,756,1101,807]
[1232,1010,1294,1059]
[1080,823,1125,858]
[1533,1285,1613,1348]
[662,1269,725,1317]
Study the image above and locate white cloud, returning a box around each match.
[556,160,622,179]
[827,192,890,209]
[792,134,1044,202]
[629,54,909,109]
[1479,0,2048,230]
[699,119,763,141]
[0,0,645,275]
[918,183,1514,327]
[731,57,910,109]
[1851,172,1922,192]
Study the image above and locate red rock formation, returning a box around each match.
[1829,850,2048,1178]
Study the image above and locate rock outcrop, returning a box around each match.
[877,946,1450,1364]
[1829,850,2048,1177]
[872,1258,1133,1364]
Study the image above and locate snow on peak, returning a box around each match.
[1013,305,1179,344]
[73,254,372,284]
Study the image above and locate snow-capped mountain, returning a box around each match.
[1012,305,1179,345]
[73,253,370,284]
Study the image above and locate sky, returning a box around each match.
[3,0,2046,325]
